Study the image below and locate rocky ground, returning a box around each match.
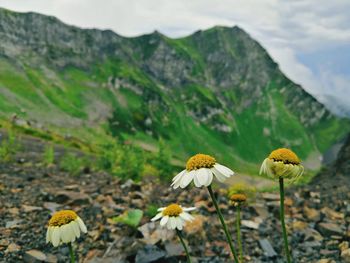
[1,134,350,263]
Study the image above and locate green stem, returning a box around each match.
[236,205,243,263]
[279,177,291,263]
[207,185,239,263]
[176,229,192,263]
[68,242,75,263]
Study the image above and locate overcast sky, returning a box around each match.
[0,0,349,115]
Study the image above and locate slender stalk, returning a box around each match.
[236,205,243,263]
[207,185,239,263]
[279,177,291,263]
[68,242,75,263]
[176,229,192,263]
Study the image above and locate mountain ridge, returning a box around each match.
[0,7,349,173]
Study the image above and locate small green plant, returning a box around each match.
[151,138,173,181]
[0,131,20,162]
[145,204,159,218]
[60,151,88,176]
[113,209,143,228]
[43,144,55,166]
[97,141,145,181]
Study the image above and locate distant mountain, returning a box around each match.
[0,7,349,172]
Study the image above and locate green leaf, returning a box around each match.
[113,209,143,228]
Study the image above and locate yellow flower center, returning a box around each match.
[48,210,78,227]
[230,193,247,203]
[268,148,300,165]
[162,204,183,217]
[186,154,216,171]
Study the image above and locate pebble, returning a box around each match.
[292,220,308,231]
[303,206,320,221]
[135,245,166,263]
[258,239,277,258]
[317,222,343,236]
[341,248,350,263]
[5,243,21,253]
[24,249,47,262]
[241,220,259,230]
[22,204,43,212]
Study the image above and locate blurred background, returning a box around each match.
[0,1,349,262]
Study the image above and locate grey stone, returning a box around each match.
[317,222,343,236]
[135,245,166,263]
[258,239,277,258]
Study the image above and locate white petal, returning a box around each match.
[180,212,193,222]
[76,217,87,233]
[180,171,194,188]
[170,217,177,229]
[71,221,81,238]
[183,207,196,212]
[211,168,227,182]
[259,159,268,175]
[160,215,169,226]
[172,179,182,189]
[204,171,213,186]
[193,173,201,187]
[172,170,186,182]
[52,227,61,247]
[214,163,234,177]
[183,212,194,221]
[46,227,53,243]
[176,217,184,230]
[60,224,70,243]
[157,207,166,212]
[151,212,163,222]
[197,168,209,186]
[171,173,183,187]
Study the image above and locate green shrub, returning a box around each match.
[0,131,20,162]
[42,144,55,165]
[60,151,88,176]
[150,138,173,181]
[97,141,145,181]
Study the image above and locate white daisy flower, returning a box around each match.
[46,210,87,247]
[171,153,234,189]
[151,204,196,230]
[260,148,304,181]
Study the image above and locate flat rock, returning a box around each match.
[22,205,43,212]
[241,220,259,230]
[341,248,350,263]
[258,239,277,258]
[321,207,344,220]
[292,221,308,231]
[165,241,184,256]
[261,193,280,201]
[6,220,22,228]
[135,245,166,263]
[304,206,321,221]
[317,222,343,236]
[54,190,90,204]
[5,243,21,253]
[24,249,47,262]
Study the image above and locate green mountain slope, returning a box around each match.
[0,8,349,173]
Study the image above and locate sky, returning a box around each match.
[0,0,349,116]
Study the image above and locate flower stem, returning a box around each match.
[279,177,291,263]
[236,205,243,263]
[68,242,75,263]
[207,185,239,263]
[176,229,192,263]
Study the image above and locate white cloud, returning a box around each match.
[0,0,349,115]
